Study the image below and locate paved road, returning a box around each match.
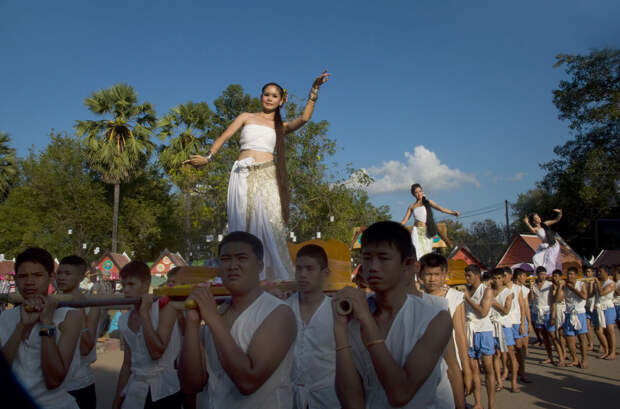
[93,336,619,408]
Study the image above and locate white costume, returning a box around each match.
[564,281,586,330]
[349,294,451,408]
[227,124,293,281]
[410,206,433,260]
[595,279,615,328]
[507,284,523,327]
[0,307,80,409]
[64,307,97,393]
[532,228,562,274]
[118,303,182,409]
[532,281,553,326]
[465,284,493,347]
[419,293,456,409]
[203,292,293,409]
[287,294,339,409]
[491,288,512,352]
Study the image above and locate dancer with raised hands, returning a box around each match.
[523,209,563,274]
[400,183,460,260]
[185,71,330,281]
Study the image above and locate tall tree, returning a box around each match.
[157,101,213,261]
[75,83,156,253]
[538,49,620,256]
[0,131,17,200]
[0,132,112,259]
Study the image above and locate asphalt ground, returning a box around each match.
[92,331,620,408]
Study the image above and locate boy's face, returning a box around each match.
[537,271,547,281]
[503,272,513,285]
[490,274,504,290]
[121,276,149,298]
[295,255,328,294]
[516,273,527,285]
[465,271,480,286]
[15,261,51,299]
[598,269,608,281]
[585,268,594,277]
[361,242,409,292]
[55,263,83,292]
[567,270,577,283]
[419,265,446,293]
[218,242,262,294]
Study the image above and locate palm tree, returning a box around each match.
[158,101,212,261]
[76,83,156,253]
[0,131,16,199]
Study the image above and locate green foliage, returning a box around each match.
[0,133,112,259]
[0,131,17,199]
[76,83,156,184]
[538,49,620,256]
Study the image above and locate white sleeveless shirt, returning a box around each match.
[0,306,80,409]
[203,292,294,409]
[465,283,493,334]
[287,294,339,409]
[565,281,586,314]
[349,294,450,408]
[532,281,553,316]
[413,206,427,223]
[64,307,98,391]
[507,283,522,325]
[239,124,276,153]
[493,288,513,328]
[118,302,182,409]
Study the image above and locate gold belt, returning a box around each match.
[247,161,275,171]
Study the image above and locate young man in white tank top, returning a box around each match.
[287,244,339,409]
[417,252,471,406]
[0,247,82,409]
[112,261,182,409]
[503,267,530,384]
[55,256,101,409]
[333,221,453,408]
[180,231,296,409]
[562,267,589,368]
[463,264,496,409]
[592,266,616,360]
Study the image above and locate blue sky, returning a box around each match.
[1,0,619,227]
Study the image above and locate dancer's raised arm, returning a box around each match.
[284,70,330,134]
[428,199,459,216]
[544,209,562,226]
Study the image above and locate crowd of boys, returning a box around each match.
[1,221,619,409]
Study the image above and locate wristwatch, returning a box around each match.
[39,325,56,337]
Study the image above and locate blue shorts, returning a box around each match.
[468,331,495,358]
[563,312,588,336]
[495,327,516,349]
[592,307,617,328]
[512,323,525,339]
[533,312,556,332]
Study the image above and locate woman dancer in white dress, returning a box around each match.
[185,71,330,281]
[523,209,562,274]
[400,183,460,260]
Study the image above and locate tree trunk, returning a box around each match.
[184,190,191,263]
[112,183,119,253]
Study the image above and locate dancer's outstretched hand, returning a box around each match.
[183,155,209,167]
[312,70,331,88]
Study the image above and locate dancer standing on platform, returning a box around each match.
[523,209,562,274]
[400,184,460,260]
[185,71,330,281]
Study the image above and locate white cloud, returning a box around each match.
[350,146,479,194]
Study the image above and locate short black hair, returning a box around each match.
[119,261,151,283]
[535,266,547,274]
[218,231,264,261]
[15,247,55,275]
[502,266,512,275]
[419,253,447,273]
[514,268,526,278]
[552,269,563,276]
[59,255,88,274]
[567,266,578,274]
[465,264,481,275]
[296,244,328,270]
[488,268,504,278]
[361,221,415,261]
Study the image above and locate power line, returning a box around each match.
[457,206,505,219]
[458,202,505,217]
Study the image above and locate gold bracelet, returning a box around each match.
[365,339,385,348]
[336,344,351,352]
